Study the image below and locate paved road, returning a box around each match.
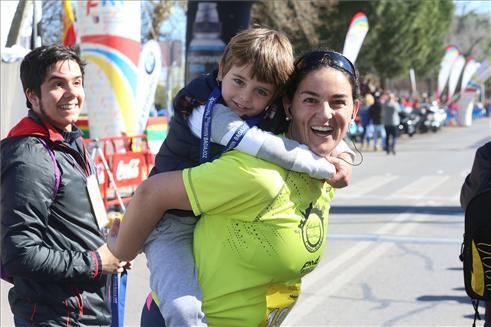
[2,117,490,326]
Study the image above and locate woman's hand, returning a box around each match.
[325,154,353,188]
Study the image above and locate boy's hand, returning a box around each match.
[325,154,353,188]
[106,218,120,255]
[100,219,134,272]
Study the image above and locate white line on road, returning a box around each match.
[387,175,451,199]
[328,233,461,244]
[283,212,427,326]
[335,175,399,198]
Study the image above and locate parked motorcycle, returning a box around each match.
[418,102,447,133]
[398,110,421,137]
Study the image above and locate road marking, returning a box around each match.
[387,175,450,199]
[335,175,398,198]
[328,233,461,244]
[283,212,427,326]
[334,194,460,202]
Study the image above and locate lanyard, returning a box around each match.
[111,269,127,327]
[199,87,221,163]
[199,87,263,163]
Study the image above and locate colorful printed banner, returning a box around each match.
[460,58,480,93]
[136,40,161,135]
[342,11,369,65]
[437,45,459,98]
[457,58,491,126]
[77,0,141,138]
[62,0,76,46]
[447,54,465,103]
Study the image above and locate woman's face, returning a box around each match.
[284,67,359,157]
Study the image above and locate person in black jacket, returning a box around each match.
[460,141,491,326]
[368,92,386,151]
[1,45,128,326]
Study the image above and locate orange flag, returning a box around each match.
[63,0,76,46]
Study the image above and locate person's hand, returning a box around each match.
[106,218,137,270]
[325,155,352,188]
[97,243,127,274]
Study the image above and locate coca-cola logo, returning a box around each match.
[116,158,141,181]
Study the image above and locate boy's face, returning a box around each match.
[219,64,276,118]
[26,60,84,131]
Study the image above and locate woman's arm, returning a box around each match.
[108,171,191,261]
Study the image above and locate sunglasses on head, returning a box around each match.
[295,50,357,79]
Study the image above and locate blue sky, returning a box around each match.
[453,0,491,15]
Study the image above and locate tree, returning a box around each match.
[251,0,338,55]
[360,0,453,86]
[446,11,491,60]
[252,0,454,89]
[38,1,182,46]
[40,0,62,45]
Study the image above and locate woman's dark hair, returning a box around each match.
[20,45,86,109]
[284,49,360,103]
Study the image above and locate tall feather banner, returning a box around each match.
[437,45,459,98]
[456,58,491,126]
[342,11,369,65]
[62,0,76,46]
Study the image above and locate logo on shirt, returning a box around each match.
[298,202,325,253]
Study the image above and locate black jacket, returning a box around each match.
[461,141,491,209]
[151,71,225,174]
[1,111,111,326]
[368,100,383,125]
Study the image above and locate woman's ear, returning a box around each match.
[351,99,361,120]
[282,96,292,119]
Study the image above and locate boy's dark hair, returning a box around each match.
[20,45,86,109]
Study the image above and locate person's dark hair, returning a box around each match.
[284,49,360,103]
[20,45,86,109]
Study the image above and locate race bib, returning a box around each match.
[263,282,301,327]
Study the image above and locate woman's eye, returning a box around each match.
[333,100,346,108]
[303,97,317,104]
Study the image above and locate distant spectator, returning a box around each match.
[359,93,374,149]
[382,93,401,155]
[368,92,386,151]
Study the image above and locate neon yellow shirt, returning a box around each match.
[183,150,335,326]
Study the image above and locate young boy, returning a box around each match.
[143,27,354,326]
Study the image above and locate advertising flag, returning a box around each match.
[460,58,480,93]
[342,11,369,65]
[77,0,141,138]
[456,58,491,126]
[136,40,161,135]
[62,0,76,46]
[437,45,459,98]
[447,54,465,103]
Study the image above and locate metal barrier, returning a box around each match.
[84,135,155,211]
